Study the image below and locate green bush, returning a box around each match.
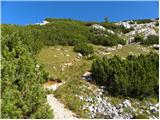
[101,22,134,33]
[134,36,144,42]
[134,35,159,45]
[101,22,118,30]
[2,19,90,49]
[89,34,126,46]
[91,52,159,98]
[85,22,100,26]
[121,26,134,34]
[141,35,159,45]
[155,22,159,26]
[74,42,94,56]
[1,33,53,118]
[133,114,149,119]
[134,19,153,24]
[118,38,126,45]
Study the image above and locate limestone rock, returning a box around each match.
[117,44,123,49]
[91,24,106,31]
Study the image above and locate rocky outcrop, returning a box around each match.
[81,88,133,119]
[116,19,159,41]
[36,20,50,25]
[91,24,106,31]
[80,87,159,119]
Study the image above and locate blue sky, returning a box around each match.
[1,1,159,25]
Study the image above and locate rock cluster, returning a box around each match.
[116,20,158,39]
[80,87,159,119]
[82,88,133,119]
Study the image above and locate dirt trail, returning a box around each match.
[44,82,78,119]
[47,94,77,119]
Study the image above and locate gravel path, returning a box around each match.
[45,82,78,119]
[47,94,77,119]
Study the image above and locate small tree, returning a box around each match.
[104,17,109,22]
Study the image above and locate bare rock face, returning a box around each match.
[116,20,158,41]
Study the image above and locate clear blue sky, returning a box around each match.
[1,1,159,25]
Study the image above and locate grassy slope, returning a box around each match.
[37,46,91,80]
[92,44,155,58]
[37,44,154,79]
[37,44,158,118]
[37,45,92,117]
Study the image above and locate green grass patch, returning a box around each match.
[91,44,155,58]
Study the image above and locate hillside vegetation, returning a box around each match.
[1,18,159,119]
[92,52,159,98]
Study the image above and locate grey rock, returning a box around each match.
[150,106,159,113]
[111,113,117,117]
[123,99,132,108]
[118,108,123,114]
[117,44,123,49]
[155,103,159,108]
[89,106,95,112]
[112,106,116,111]
[116,104,123,109]
[107,103,112,108]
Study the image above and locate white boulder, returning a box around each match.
[106,29,115,34]
[77,53,83,58]
[40,20,49,25]
[123,99,132,108]
[155,103,159,108]
[153,44,159,49]
[36,64,40,68]
[117,44,123,49]
[91,24,106,31]
[122,22,131,29]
